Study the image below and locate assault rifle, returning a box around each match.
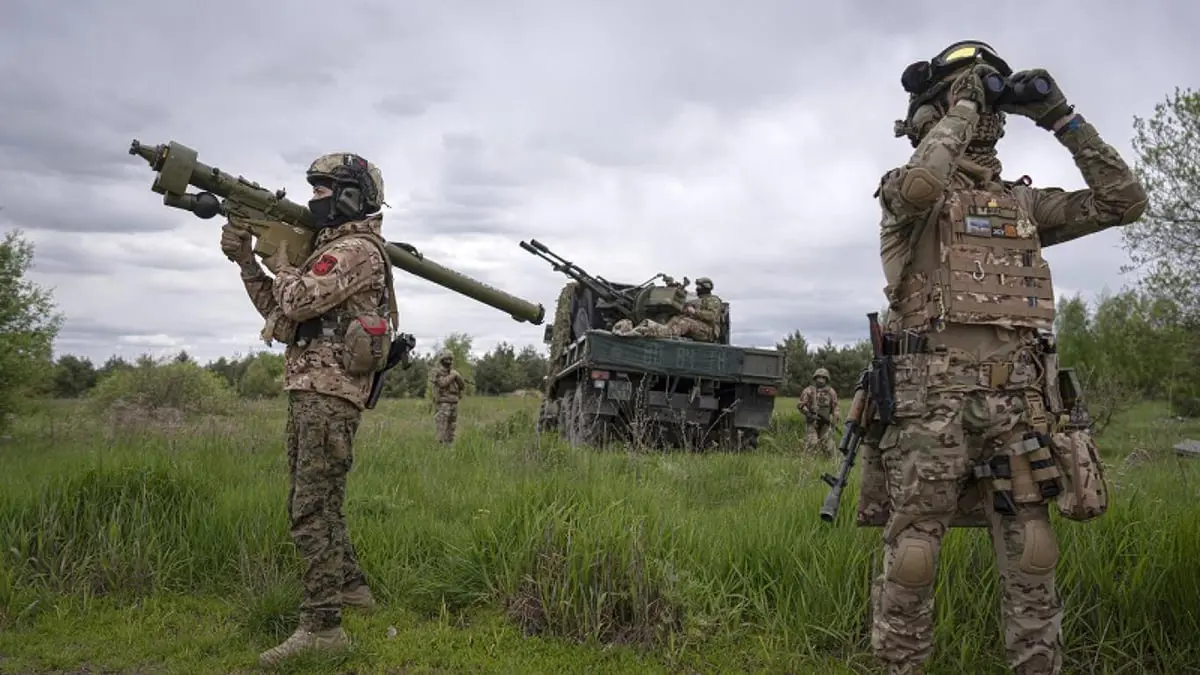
[819,311,896,523]
[365,332,417,409]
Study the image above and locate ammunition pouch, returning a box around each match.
[972,431,1062,517]
[343,313,393,376]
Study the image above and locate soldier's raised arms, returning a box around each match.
[993,72,1149,247]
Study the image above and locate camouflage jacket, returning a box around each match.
[689,294,724,328]
[432,367,466,404]
[876,102,1147,343]
[797,384,839,422]
[239,216,392,409]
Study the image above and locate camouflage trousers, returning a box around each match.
[286,391,368,632]
[803,419,836,457]
[613,316,714,341]
[434,401,458,444]
[873,383,1062,675]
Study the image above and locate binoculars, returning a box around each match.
[982,71,1052,105]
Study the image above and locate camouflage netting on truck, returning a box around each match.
[549,281,578,363]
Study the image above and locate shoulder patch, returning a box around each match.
[311,254,338,276]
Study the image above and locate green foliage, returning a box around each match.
[1056,290,1200,421]
[1125,87,1200,321]
[87,357,237,416]
[51,355,98,398]
[0,397,1197,673]
[775,330,869,396]
[238,352,285,399]
[0,229,63,433]
[474,342,548,394]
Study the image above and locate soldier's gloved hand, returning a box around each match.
[948,64,992,109]
[997,69,1073,131]
[220,223,255,265]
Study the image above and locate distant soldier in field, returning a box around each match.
[613,277,724,342]
[431,350,466,444]
[221,152,397,666]
[797,367,840,457]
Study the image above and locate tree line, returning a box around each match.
[43,332,553,403]
[2,87,1199,432]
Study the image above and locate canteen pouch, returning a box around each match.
[1048,429,1109,521]
[342,313,392,376]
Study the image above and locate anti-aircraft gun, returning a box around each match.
[128,139,546,327]
[522,239,785,451]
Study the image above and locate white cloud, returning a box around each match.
[0,0,1190,363]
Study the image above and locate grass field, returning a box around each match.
[1,394,1198,674]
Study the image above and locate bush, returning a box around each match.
[238,353,284,400]
[87,360,236,417]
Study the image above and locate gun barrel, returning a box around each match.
[385,244,545,324]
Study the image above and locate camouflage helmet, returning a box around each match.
[437,350,454,364]
[695,277,713,292]
[306,153,386,213]
[813,367,830,380]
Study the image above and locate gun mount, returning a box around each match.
[129,139,544,325]
[520,238,727,346]
[522,239,782,452]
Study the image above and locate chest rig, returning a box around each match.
[291,234,399,348]
[814,388,833,415]
[891,185,1056,333]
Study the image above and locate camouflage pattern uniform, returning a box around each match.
[797,367,840,457]
[222,152,396,667]
[431,351,466,444]
[871,42,1146,674]
[613,277,724,341]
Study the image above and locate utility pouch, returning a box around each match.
[975,456,1018,516]
[1048,429,1109,522]
[1008,432,1062,503]
[342,313,392,376]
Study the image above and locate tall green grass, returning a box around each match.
[1,396,1197,673]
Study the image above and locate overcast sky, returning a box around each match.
[1,0,1192,364]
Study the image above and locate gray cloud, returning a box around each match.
[0,0,1188,365]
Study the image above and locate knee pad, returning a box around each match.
[887,537,935,589]
[1019,518,1059,576]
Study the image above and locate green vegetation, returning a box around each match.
[1,395,1197,674]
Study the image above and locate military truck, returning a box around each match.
[522,240,786,451]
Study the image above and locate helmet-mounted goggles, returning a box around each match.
[899,41,1013,120]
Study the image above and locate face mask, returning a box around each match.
[308,196,334,227]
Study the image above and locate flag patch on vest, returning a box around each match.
[965,216,992,236]
[992,223,1019,238]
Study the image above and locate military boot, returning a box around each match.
[341,583,376,609]
[258,626,349,667]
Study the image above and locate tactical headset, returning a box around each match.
[331,154,379,218]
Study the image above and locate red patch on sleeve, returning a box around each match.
[310,254,338,276]
[356,316,388,336]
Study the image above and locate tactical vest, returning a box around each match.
[813,387,833,417]
[889,187,1056,332]
[277,233,399,347]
